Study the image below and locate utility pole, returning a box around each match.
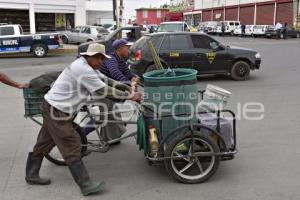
[113,0,117,25]
[119,0,124,27]
[237,0,240,21]
[223,0,226,21]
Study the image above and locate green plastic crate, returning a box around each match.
[23,88,44,117]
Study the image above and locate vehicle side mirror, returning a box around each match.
[218,44,225,50]
[210,41,224,51]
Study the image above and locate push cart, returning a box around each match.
[23,86,237,184]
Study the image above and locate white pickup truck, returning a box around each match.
[0,24,60,57]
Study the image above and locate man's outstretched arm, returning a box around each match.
[0,72,29,89]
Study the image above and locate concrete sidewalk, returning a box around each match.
[0,44,78,58]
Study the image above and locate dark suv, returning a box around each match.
[265,26,300,38]
[128,32,261,80]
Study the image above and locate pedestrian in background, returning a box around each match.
[241,24,246,37]
[221,22,226,36]
[275,21,282,40]
[282,23,288,40]
[149,26,155,33]
[0,72,29,89]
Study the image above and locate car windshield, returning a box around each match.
[103,24,113,29]
[157,24,183,32]
[266,26,275,30]
[96,28,109,34]
[207,22,220,26]
[105,28,120,40]
[130,36,150,50]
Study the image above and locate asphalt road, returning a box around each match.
[0,37,300,200]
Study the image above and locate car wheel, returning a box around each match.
[61,36,68,44]
[231,61,251,81]
[32,43,47,57]
[87,39,93,42]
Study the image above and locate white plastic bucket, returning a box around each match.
[202,84,232,109]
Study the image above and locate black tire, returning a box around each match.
[230,61,251,81]
[45,123,88,166]
[87,39,93,42]
[164,131,220,184]
[32,43,47,57]
[61,36,68,44]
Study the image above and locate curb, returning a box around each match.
[0,48,77,58]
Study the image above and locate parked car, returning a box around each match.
[216,21,241,35]
[197,22,208,33]
[0,24,60,57]
[147,24,158,33]
[157,21,190,32]
[78,26,143,54]
[265,25,300,38]
[106,25,115,33]
[233,25,254,36]
[253,25,272,37]
[205,21,220,34]
[60,25,109,44]
[128,32,261,81]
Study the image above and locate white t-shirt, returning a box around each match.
[45,57,106,114]
[275,23,282,30]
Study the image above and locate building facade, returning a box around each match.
[86,0,113,26]
[186,0,300,26]
[135,8,169,25]
[0,0,113,33]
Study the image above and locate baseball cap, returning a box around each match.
[80,43,111,58]
[112,39,133,50]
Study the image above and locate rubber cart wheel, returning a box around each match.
[45,123,88,166]
[164,131,220,184]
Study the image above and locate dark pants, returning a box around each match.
[83,98,126,141]
[282,30,287,39]
[242,30,245,37]
[33,101,81,165]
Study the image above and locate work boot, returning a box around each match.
[68,160,105,196]
[25,152,51,185]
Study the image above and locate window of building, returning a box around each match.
[143,10,148,18]
[35,13,55,32]
[157,10,161,18]
[0,9,30,32]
